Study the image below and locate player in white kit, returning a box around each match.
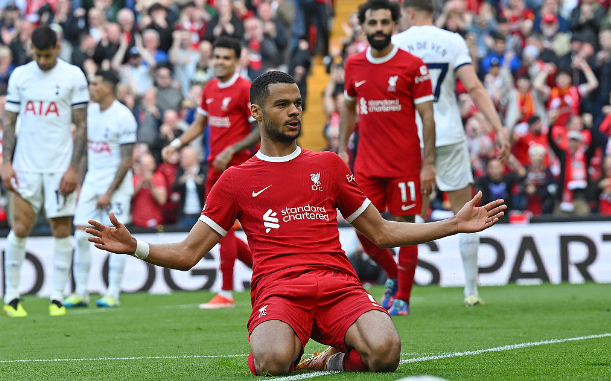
[63,71,137,309]
[2,26,89,317]
[392,0,510,306]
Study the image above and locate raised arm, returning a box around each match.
[87,213,221,270]
[456,64,510,162]
[351,191,505,248]
[1,110,19,191]
[338,97,357,165]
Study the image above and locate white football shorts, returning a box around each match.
[73,181,133,226]
[432,141,474,192]
[15,171,77,218]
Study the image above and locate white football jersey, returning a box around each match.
[392,25,472,147]
[83,100,137,191]
[6,59,89,172]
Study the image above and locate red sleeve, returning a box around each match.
[200,169,238,236]
[199,83,210,114]
[344,58,357,100]
[411,57,434,105]
[329,153,370,223]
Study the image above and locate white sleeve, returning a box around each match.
[5,68,21,113]
[71,68,90,107]
[454,34,472,71]
[119,109,138,145]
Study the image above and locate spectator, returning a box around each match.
[169,29,201,96]
[140,3,174,53]
[539,13,571,59]
[141,28,168,67]
[87,7,107,42]
[49,22,74,63]
[533,61,598,127]
[156,147,181,226]
[233,0,255,21]
[243,16,279,78]
[467,3,499,58]
[151,109,189,164]
[71,33,97,74]
[113,42,155,97]
[501,0,535,46]
[172,145,206,227]
[0,45,15,85]
[116,7,138,48]
[593,28,611,114]
[505,74,548,133]
[135,87,161,146]
[520,144,557,214]
[597,155,611,214]
[154,66,183,115]
[305,0,330,57]
[90,22,118,69]
[60,7,88,47]
[475,155,526,215]
[465,115,495,176]
[569,0,604,48]
[481,32,522,74]
[205,0,244,42]
[131,153,167,228]
[116,81,136,111]
[533,0,570,33]
[511,115,550,166]
[288,39,311,111]
[190,39,214,88]
[175,1,210,50]
[257,1,288,62]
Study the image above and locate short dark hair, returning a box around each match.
[401,0,434,14]
[96,70,120,89]
[31,25,58,50]
[556,67,572,78]
[250,71,296,106]
[527,115,540,125]
[212,36,241,60]
[357,0,401,24]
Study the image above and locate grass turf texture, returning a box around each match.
[0,283,609,380]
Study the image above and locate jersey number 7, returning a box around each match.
[424,63,449,103]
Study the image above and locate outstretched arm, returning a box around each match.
[161,112,208,162]
[86,213,221,270]
[351,191,505,248]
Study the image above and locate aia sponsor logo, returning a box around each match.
[23,101,60,116]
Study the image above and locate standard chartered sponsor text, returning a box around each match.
[281,205,329,222]
[366,99,401,112]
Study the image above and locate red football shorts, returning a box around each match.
[355,172,422,216]
[247,270,387,352]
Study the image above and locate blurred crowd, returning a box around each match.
[0,0,333,229]
[321,0,611,220]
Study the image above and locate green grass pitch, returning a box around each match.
[0,283,609,380]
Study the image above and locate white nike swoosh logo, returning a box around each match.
[206,99,214,104]
[252,185,272,197]
[401,204,416,211]
[355,80,366,87]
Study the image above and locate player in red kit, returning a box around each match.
[339,0,436,316]
[162,36,259,309]
[86,71,506,376]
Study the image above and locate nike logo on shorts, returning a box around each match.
[252,185,272,197]
[401,204,416,211]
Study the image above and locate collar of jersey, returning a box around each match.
[366,45,399,64]
[218,73,240,88]
[255,146,301,162]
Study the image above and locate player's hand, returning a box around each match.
[59,166,78,196]
[213,147,235,172]
[454,191,506,233]
[338,150,350,166]
[96,192,112,210]
[495,130,511,163]
[1,162,18,193]
[420,164,436,196]
[87,212,137,254]
[161,145,178,162]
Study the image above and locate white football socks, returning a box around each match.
[50,236,74,302]
[106,253,127,300]
[73,229,92,299]
[4,231,27,304]
[459,233,480,297]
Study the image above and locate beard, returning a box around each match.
[367,32,392,51]
[263,119,301,143]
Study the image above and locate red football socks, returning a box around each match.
[357,234,398,279]
[395,245,418,302]
[343,349,368,372]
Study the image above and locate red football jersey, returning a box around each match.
[198,73,255,165]
[200,148,369,294]
[344,46,434,178]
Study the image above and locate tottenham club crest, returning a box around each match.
[388,75,398,92]
[311,173,323,191]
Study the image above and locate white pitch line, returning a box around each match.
[0,354,249,364]
[270,333,611,381]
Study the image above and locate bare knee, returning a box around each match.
[254,349,295,376]
[363,334,401,372]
